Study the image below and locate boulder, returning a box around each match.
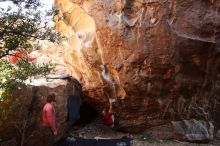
[171,119,214,142]
[29,0,220,134]
[0,77,82,146]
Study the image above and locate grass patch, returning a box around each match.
[140,134,160,143]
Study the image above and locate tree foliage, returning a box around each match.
[0,0,60,99]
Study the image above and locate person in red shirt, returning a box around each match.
[102,99,115,128]
[41,94,57,146]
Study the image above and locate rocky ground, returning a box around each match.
[64,118,220,146]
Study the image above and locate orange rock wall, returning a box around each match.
[54,0,220,132]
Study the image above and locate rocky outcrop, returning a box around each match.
[53,0,220,133]
[171,119,214,142]
[0,77,81,146]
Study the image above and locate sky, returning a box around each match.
[0,0,54,11]
[0,0,55,25]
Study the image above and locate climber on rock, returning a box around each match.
[102,98,116,128]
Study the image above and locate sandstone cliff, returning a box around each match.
[54,0,220,133]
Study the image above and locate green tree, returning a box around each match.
[0,0,60,99]
[0,2,61,145]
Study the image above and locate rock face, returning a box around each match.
[53,0,220,133]
[0,78,81,146]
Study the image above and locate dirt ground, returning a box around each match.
[66,118,220,146]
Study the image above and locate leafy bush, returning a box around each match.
[0,0,60,99]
